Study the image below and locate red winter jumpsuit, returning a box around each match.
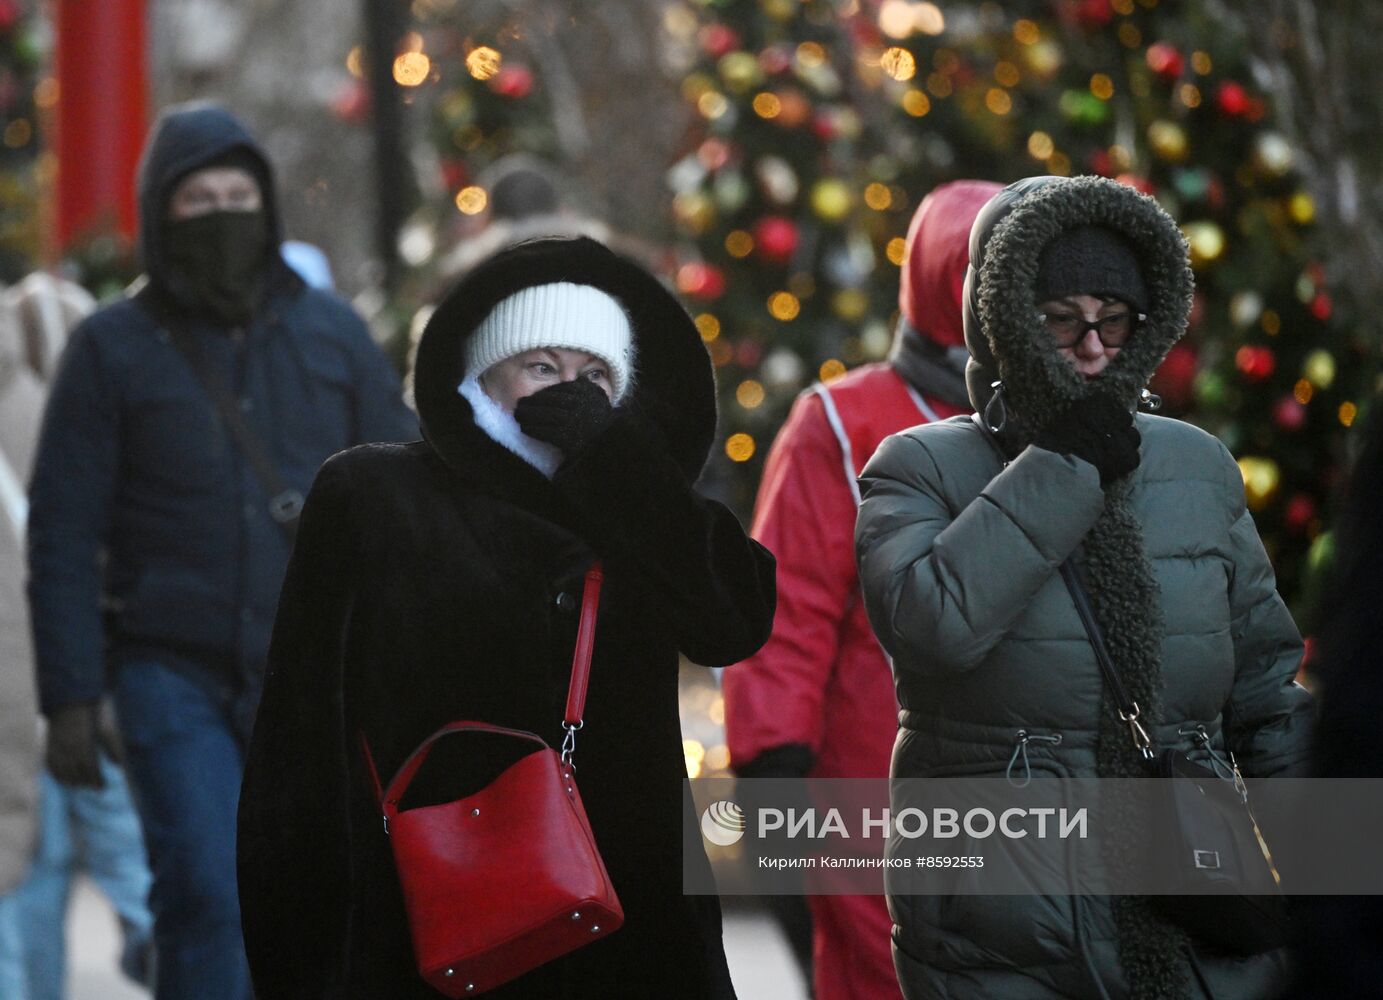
[723,180,1001,1000]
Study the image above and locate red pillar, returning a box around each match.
[54,0,147,250]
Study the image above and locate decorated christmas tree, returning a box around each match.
[667,0,1358,614]
[0,0,47,279]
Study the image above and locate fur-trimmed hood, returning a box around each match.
[413,236,717,486]
[962,176,1193,442]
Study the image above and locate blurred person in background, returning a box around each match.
[722,180,1000,1000]
[435,152,611,280]
[0,275,47,1000]
[1290,397,1383,998]
[26,102,416,1000]
[1,272,154,999]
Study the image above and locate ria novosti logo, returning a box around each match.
[700,800,747,846]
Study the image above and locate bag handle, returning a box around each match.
[1058,559,1155,759]
[373,721,551,826]
[360,562,605,817]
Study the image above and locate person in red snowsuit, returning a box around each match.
[723,180,1000,1000]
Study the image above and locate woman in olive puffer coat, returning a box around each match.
[855,176,1312,1000]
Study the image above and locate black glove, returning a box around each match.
[513,379,615,459]
[1034,393,1141,486]
[46,703,105,788]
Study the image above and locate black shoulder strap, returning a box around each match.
[164,323,302,543]
[1058,559,1155,757]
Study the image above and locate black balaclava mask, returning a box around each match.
[160,151,271,325]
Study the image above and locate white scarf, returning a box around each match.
[457,377,564,479]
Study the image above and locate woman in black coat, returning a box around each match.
[237,236,776,999]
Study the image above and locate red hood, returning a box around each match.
[898,179,1003,349]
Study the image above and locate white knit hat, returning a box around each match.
[463,282,635,401]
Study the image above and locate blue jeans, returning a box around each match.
[0,890,27,1000]
[114,660,252,1000]
[9,756,153,1000]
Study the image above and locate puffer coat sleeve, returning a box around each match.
[1216,441,1313,776]
[855,423,1105,675]
[237,454,357,1000]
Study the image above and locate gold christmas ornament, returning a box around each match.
[1182,220,1225,266]
[718,51,764,93]
[1303,349,1336,390]
[1148,120,1189,162]
[1236,456,1281,512]
[1024,40,1063,79]
[810,178,854,222]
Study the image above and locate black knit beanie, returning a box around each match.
[1035,225,1148,313]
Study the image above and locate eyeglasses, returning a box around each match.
[1040,309,1145,349]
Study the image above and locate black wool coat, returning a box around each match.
[237,237,776,1000]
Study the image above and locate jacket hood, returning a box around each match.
[898,179,1004,351]
[136,102,284,298]
[413,236,717,484]
[962,176,1193,441]
[889,179,1002,405]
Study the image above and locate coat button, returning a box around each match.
[554,592,578,613]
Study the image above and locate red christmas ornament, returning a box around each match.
[1215,81,1252,117]
[1145,42,1184,81]
[331,79,370,124]
[1088,149,1114,177]
[440,159,467,191]
[810,110,837,142]
[775,90,812,129]
[1273,395,1307,432]
[676,262,726,301]
[1150,342,1198,411]
[490,64,534,99]
[847,16,884,48]
[1310,292,1333,322]
[697,138,732,172]
[1234,344,1276,383]
[1205,175,1227,211]
[1114,173,1155,196]
[1283,493,1317,533]
[752,216,798,264]
[735,341,764,368]
[1071,0,1115,28]
[759,45,792,76]
[699,24,740,59]
[0,0,19,32]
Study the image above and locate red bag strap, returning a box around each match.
[358,561,605,816]
[564,561,604,728]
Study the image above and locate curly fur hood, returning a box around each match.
[962,176,1193,443]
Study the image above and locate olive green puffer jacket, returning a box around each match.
[855,177,1312,1000]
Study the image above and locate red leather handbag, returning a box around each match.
[361,564,623,996]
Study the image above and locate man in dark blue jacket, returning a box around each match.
[26,102,417,1000]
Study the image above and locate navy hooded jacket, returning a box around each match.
[27,103,417,716]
